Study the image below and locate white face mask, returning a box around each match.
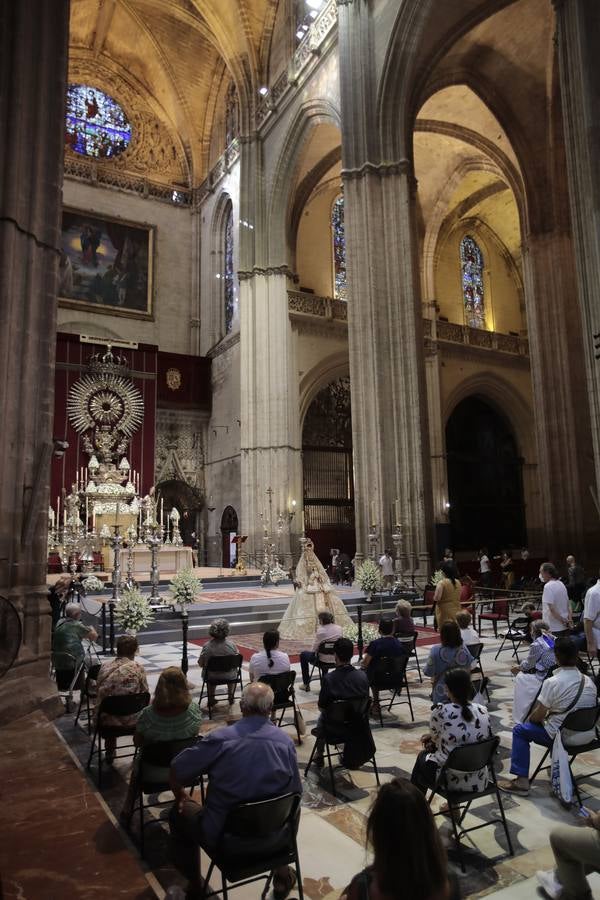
[539,574,544,582]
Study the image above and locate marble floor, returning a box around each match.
[51,627,600,900]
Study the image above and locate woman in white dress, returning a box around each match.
[279,539,354,639]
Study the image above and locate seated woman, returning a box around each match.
[341,777,459,900]
[456,610,479,647]
[433,562,462,629]
[392,599,416,637]
[411,667,492,797]
[362,618,410,715]
[249,630,291,681]
[121,666,201,823]
[512,620,555,724]
[96,634,148,763]
[424,621,473,704]
[198,618,239,708]
[520,602,543,643]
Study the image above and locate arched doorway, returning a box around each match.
[302,377,355,563]
[220,505,238,567]
[445,396,526,552]
[156,479,202,545]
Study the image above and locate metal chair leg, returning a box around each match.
[495,787,515,856]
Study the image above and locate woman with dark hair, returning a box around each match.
[412,667,492,797]
[424,621,473,704]
[341,777,459,900]
[249,630,291,681]
[433,561,462,628]
[120,666,201,824]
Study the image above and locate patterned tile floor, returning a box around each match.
[56,628,600,900]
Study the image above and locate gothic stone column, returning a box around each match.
[554,0,600,515]
[0,0,69,722]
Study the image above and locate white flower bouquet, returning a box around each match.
[356,559,383,595]
[115,587,155,634]
[343,620,379,643]
[82,575,105,594]
[430,569,444,586]
[169,568,203,609]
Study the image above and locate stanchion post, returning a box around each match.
[181,608,189,675]
[108,600,116,655]
[101,601,107,654]
[357,605,364,661]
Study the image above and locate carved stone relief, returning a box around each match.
[155,409,207,493]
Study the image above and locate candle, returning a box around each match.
[56,496,60,521]
[115,501,120,526]
[85,497,89,528]
[80,467,84,486]
[63,509,67,526]
[92,508,96,532]
[370,501,376,526]
[394,498,400,527]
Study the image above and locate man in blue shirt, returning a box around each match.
[169,681,302,897]
[361,618,409,715]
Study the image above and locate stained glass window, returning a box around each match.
[332,195,347,301]
[224,204,234,334]
[65,84,131,159]
[460,235,485,328]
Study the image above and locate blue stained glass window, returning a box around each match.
[65,84,131,159]
[332,195,347,301]
[224,204,234,334]
[460,235,485,328]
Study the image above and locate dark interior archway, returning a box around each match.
[156,479,202,545]
[302,377,355,563]
[445,396,526,552]
[220,505,238,567]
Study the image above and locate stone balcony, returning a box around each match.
[288,290,529,358]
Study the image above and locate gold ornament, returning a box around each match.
[166,368,182,391]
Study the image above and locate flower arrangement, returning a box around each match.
[169,568,203,609]
[115,587,155,634]
[343,620,379,643]
[82,575,105,594]
[430,569,444,586]
[356,559,382,595]
[270,562,288,585]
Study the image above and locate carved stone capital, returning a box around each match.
[238,265,297,282]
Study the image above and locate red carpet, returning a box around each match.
[200,588,291,602]
[190,627,440,664]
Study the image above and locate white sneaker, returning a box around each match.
[536,869,562,899]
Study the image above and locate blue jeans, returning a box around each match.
[300,651,316,686]
[510,721,553,777]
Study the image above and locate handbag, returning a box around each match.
[550,675,585,806]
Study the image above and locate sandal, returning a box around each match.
[498,779,530,796]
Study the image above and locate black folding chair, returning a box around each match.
[529,705,600,804]
[304,697,380,797]
[133,736,200,857]
[427,736,514,872]
[494,616,530,661]
[198,654,244,719]
[52,650,86,712]
[198,792,304,900]
[74,662,101,733]
[86,691,150,788]
[367,654,414,726]
[466,643,490,702]
[397,632,422,682]
[259,671,303,744]
[308,640,337,686]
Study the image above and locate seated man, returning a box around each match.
[52,602,98,682]
[299,610,342,691]
[313,637,369,763]
[499,637,597,796]
[361,619,410,714]
[170,682,302,899]
[537,812,600,900]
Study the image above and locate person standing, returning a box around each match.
[433,562,462,629]
[566,554,586,612]
[540,562,572,636]
[478,548,493,589]
[379,549,395,591]
[583,570,600,660]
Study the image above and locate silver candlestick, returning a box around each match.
[147,530,162,605]
[368,525,379,561]
[392,524,408,588]
[111,529,123,601]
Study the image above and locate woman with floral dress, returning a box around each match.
[95,634,148,763]
[411,667,492,796]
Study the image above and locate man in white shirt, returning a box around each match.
[583,572,600,657]
[540,562,572,635]
[299,611,343,690]
[378,549,395,590]
[478,547,493,588]
[499,637,597,796]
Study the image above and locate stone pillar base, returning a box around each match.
[0,660,63,727]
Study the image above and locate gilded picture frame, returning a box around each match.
[58,207,154,320]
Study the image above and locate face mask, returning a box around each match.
[539,574,544,582]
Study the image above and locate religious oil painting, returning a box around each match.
[59,209,154,320]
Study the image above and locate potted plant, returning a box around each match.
[81,574,105,594]
[356,558,383,604]
[115,587,155,635]
[169,568,203,611]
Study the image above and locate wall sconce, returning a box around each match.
[279,499,296,524]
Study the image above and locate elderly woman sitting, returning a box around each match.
[96,634,148,763]
[198,617,239,708]
[512,620,555,724]
[52,602,98,685]
[392,599,416,637]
